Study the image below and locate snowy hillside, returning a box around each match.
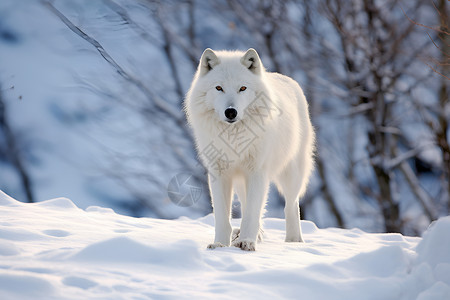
[0,190,449,300]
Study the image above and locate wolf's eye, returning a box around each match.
[239,86,247,92]
[215,86,223,92]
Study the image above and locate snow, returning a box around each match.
[0,190,449,299]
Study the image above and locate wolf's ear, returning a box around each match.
[199,48,220,76]
[240,48,262,75]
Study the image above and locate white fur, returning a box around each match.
[185,48,315,251]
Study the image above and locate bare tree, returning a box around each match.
[0,85,34,203]
[44,0,209,217]
[321,0,442,232]
[406,0,450,213]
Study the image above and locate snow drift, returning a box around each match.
[0,190,449,299]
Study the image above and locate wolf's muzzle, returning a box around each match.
[224,107,238,123]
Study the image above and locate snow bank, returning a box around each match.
[0,190,449,299]
[71,237,203,269]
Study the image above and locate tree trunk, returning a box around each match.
[0,88,34,203]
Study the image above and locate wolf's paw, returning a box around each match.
[231,228,264,242]
[285,237,304,243]
[232,239,256,251]
[207,242,227,249]
[285,235,304,243]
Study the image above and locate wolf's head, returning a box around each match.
[188,48,267,124]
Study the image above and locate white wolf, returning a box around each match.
[185,48,315,251]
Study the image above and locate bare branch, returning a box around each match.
[43,1,185,126]
[399,161,436,221]
[400,5,449,35]
[425,61,450,80]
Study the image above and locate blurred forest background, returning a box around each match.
[0,0,448,235]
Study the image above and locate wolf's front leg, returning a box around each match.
[207,174,233,249]
[233,173,269,251]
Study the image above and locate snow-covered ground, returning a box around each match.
[0,189,449,300]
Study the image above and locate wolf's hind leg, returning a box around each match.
[276,164,306,243]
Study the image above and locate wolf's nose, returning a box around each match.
[224,107,238,121]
